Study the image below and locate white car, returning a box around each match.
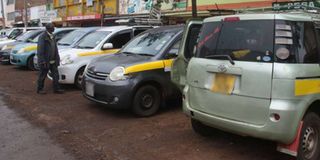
[54,26,153,88]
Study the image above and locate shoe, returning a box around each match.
[54,89,64,94]
[37,90,47,94]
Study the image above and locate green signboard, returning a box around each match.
[272,1,320,10]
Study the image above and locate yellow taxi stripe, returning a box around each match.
[77,49,119,57]
[125,59,174,74]
[295,79,320,96]
[163,59,174,68]
[24,45,37,52]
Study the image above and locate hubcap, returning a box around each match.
[302,127,318,159]
[141,94,153,109]
[77,72,83,85]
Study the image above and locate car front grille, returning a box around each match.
[86,69,108,80]
[11,50,18,54]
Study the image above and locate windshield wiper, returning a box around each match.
[58,42,69,46]
[77,46,93,49]
[205,55,235,65]
[136,53,154,56]
[121,51,135,55]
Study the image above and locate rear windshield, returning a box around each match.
[197,20,274,63]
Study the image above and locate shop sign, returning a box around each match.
[272,1,320,10]
[161,0,187,11]
[30,5,46,20]
[119,0,154,14]
[67,14,101,21]
[87,0,93,7]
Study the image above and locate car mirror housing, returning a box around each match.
[102,43,113,50]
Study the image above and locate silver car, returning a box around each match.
[172,13,320,160]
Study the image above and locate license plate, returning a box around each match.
[211,73,236,94]
[86,82,94,97]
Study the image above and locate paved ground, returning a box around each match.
[0,64,295,160]
[0,94,74,160]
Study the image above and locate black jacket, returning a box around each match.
[37,32,60,65]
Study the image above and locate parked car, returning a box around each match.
[10,28,77,70]
[82,25,183,117]
[33,27,100,69]
[171,13,320,160]
[0,29,44,64]
[51,26,153,88]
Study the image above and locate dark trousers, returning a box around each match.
[37,63,60,91]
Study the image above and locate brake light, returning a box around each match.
[224,17,240,22]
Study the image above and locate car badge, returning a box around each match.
[217,64,227,73]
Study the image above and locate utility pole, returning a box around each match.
[24,0,28,28]
[100,0,105,26]
[191,0,197,18]
[0,0,6,28]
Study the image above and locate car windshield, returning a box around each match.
[57,30,86,46]
[8,29,22,39]
[197,20,274,62]
[121,30,178,56]
[16,30,41,42]
[76,31,110,49]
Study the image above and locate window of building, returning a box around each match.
[7,0,14,5]
[7,12,15,21]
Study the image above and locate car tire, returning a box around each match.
[27,55,35,71]
[75,67,85,89]
[191,119,214,137]
[297,112,320,160]
[132,85,161,117]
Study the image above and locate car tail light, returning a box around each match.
[224,17,240,22]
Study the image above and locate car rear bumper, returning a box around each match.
[183,85,302,144]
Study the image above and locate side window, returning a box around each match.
[133,29,148,36]
[185,24,202,59]
[108,31,131,48]
[165,40,181,59]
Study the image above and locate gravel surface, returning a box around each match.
[0,65,294,160]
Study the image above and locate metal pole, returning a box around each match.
[100,0,104,26]
[0,0,6,27]
[192,0,197,18]
[24,0,28,28]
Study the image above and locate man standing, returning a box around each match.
[37,23,64,94]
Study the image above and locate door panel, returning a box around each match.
[171,20,202,90]
[186,58,273,125]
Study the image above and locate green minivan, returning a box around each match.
[172,13,320,160]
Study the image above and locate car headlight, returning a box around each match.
[109,66,128,81]
[2,45,8,51]
[60,54,74,65]
[17,48,26,54]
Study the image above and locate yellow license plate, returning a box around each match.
[211,73,236,94]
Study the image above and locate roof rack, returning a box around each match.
[236,4,320,20]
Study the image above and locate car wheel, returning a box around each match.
[75,67,85,89]
[27,55,35,71]
[132,85,161,117]
[191,119,214,137]
[297,112,320,160]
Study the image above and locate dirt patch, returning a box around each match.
[0,65,294,160]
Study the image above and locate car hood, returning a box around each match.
[88,53,152,74]
[59,48,92,58]
[12,43,36,52]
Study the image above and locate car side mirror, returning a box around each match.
[166,48,179,59]
[102,43,113,50]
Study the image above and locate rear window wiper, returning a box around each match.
[121,51,135,55]
[205,55,235,65]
